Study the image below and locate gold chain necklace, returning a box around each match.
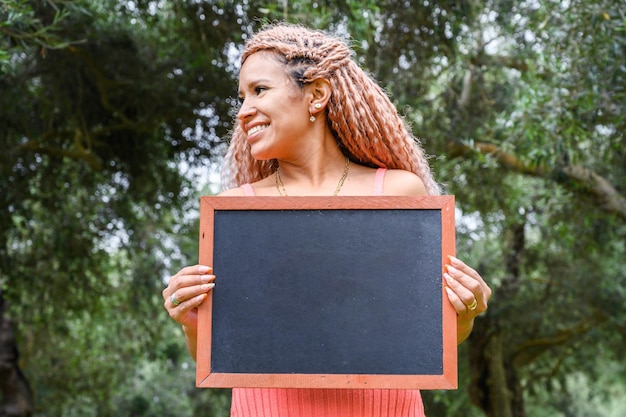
[275,157,350,196]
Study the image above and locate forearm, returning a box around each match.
[182,325,198,361]
[457,317,474,345]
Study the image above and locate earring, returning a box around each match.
[310,103,321,122]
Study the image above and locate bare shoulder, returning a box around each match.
[217,187,246,196]
[217,176,274,196]
[383,169,428,196]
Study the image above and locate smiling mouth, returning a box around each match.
[247,124,269,136]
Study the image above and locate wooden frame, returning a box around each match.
[196,196,457,389]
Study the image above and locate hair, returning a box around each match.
[222,22,441,195]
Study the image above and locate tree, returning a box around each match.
[1,0,624,416]
[0,0,241,414]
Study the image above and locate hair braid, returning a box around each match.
[222,23,441,195]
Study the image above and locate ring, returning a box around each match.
[171,294,181,306]
[467,298,478,311]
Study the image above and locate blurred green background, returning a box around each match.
[1,1,624,416]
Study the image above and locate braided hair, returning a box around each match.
[222,23,441,195]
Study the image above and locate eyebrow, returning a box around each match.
[238,78,272,95]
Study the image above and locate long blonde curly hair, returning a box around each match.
[222,23,440,195]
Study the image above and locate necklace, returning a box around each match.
[275,157,350,196]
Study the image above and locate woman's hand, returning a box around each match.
[162,265,215,329]
[443,256,491,344]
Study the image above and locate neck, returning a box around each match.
[275,153,350,196]
[277,153,345,183]
[276,131,347,181]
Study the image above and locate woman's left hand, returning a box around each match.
[443,256,492,343]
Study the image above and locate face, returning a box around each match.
[237,51,312,161]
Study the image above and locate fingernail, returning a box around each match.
[445,287,455,298]
[202,283,215,291]
[447,265,459,275]
[201,274,215,283]
[448,255,460,266]
[198,265,211,273]
[444,273,454,285]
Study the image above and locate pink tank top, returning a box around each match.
[232,168,425,417]
[231,388,425,417]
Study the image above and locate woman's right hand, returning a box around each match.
[162,265,215,329]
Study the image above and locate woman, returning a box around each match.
[163,23,491,417]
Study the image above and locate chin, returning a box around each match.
[249,147,276,162]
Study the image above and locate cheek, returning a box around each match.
[273,103,306,128]
[284,85,306,110]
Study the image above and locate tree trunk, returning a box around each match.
[468,220,527,417]
[468,317,526,417]
[0,289,34,417]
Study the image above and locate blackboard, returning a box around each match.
[196,196,457,389]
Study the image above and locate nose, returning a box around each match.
[237,99,256,122]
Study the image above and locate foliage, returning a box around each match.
[0,0,233,414]
[0,0,73,75]
[1,0,624,416]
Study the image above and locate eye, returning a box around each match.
[254,86,267,95]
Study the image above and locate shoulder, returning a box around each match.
[382,169,428,196]
[217,187,246,196]
[217,176,275,196]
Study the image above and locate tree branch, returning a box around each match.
[469,52,529,73]
[20,136,102,170]
[511,317,601,368]
[65,46,152,132]
[447,140,626,222]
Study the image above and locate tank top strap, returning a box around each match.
[240,183,256,196]
[373,168,387,196]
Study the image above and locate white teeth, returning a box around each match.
[248,124,268,136]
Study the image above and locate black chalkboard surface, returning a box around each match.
[196,196,457,389]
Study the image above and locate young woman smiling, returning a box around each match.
[163,23,491,417]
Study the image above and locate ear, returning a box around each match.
[306,78,332,115]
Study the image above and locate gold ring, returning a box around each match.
[467,298,478,311]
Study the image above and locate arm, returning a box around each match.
[444,256,491,344]
[162,189,247,359]
[162,264,215,360]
